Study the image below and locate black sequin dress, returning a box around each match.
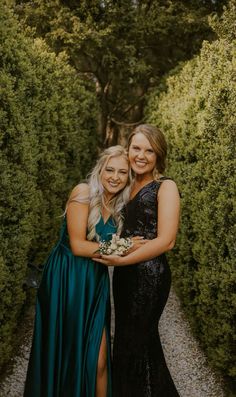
[113,179,179,397]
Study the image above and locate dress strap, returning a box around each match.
[58,217,67,242]
[158,176,172,182]
[155,176,173,197]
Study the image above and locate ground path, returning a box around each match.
[0,269,226,397]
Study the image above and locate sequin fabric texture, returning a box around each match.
[113,179,180,397]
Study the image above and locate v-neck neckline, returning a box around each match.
[129,177,167,203]
[129,180,156,202]
[100,214,112,225]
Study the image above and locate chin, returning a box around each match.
[107,187,123,195]
[108,189,118,195]
[133,167,147,174]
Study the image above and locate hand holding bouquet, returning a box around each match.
[98,234,133,256]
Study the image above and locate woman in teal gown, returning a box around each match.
[24,145,131,397]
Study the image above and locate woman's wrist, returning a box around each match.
[115,255,127,266]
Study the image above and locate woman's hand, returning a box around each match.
[127,236,148,254]
[92,236,148,266]
[93,254,124,267]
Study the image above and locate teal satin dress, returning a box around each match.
[24,216,116,397]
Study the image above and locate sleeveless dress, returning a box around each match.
[113,179,179,397]
[24,216,116,397]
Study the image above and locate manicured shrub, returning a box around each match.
[0,4,98,370]
[146,4,235,379]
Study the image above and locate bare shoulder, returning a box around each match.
[70,183,89,196]
[68,183,90,204]
[157,179,179,198]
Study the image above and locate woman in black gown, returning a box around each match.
[94,124,180,396]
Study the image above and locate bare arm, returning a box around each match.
[94,180,180,266]
[66,184,100,257]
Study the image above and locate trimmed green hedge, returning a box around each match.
[146,5,235,379]
[0,4,98,370]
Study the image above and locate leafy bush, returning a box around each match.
[146,3,236,379]
[0,4,98,370]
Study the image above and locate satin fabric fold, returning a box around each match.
[24,217,115,397]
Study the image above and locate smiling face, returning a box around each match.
[100,155,129,200]
[128,132,157,178]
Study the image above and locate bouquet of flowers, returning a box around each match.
[98,234,133,256]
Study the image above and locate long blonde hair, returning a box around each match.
[69,146,131,241]
[87,145,132,240]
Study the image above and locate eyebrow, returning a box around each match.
[131,144,153,150]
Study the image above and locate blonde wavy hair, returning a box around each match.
[67,145,132,241]
[87,145,132,240]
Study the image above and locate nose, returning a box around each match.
[137,150,145,159]
[112,171,120,180]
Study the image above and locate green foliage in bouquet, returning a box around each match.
[146,1,236,380]
[0,3,98,370]
[98,234,133,256]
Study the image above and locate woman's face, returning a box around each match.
[101,155,129,199]
[128,132,157,177]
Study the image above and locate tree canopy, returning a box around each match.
[15,0,225,144]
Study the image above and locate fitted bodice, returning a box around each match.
[121,180,162,240]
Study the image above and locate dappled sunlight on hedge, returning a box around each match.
[0,4,98,370]
[146,4,235,380]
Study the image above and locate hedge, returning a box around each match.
[146,4,236,380]
[0,4,98,370]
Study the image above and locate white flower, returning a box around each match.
[98,235,133,256]
[118,238,125,245]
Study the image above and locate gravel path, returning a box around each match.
[158,288,225,397]
[0,272,226,397]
